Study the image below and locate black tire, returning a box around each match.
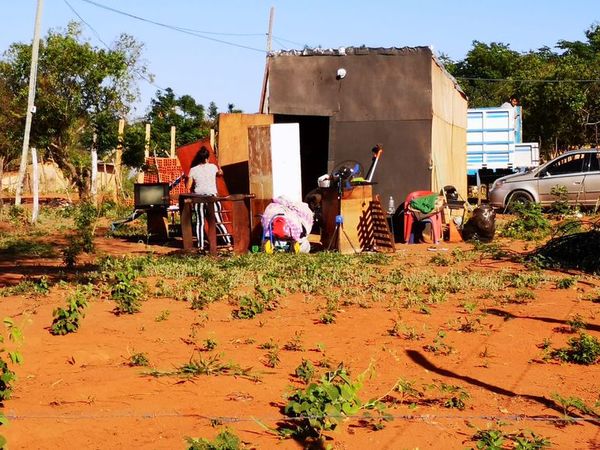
[505,191,534,212]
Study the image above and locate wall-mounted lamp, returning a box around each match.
[336,68,347,80]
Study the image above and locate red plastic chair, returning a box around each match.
[403,190,443,244]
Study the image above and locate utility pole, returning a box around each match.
[259,6,275,112]
[15,0,44,206]
[266,6,274,53]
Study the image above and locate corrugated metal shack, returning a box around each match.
[260,46,468,206]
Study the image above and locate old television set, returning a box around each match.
[134,183,170,209]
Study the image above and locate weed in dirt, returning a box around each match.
[499,202,551,241]
[319,312,336,324]
[186,428,241,450]
[513,289,536,303]
[451,248,477,262]
[551,392,599,419]
[556,276,578,289]
[283,331,304,352]
[394,378,423,404]
[0,318,23,401]
[233,295,264,319]
[155,310,170,322]
[202,339,218,352]
[111,269,145,315]
[429,254,450,266]
[551,332,600,365]
[50,288,89,335]
[506,271,546,289]
[0,276,50,298]
[62,201,99,268]
[258,338,277,350]
[428,291,447,304]
[461,301,479,313]
[472,427,551,450]
[458,317,482,333]
[263,346,280,368]
[272,363,392,442]
[128,352,150,367]
[472,242,510,260]
[294,359,316,383]
[423,330,453,355]
[150,352,256,380]
[427,382,470,410]
[567,314,587,332]
[0,236,56,258]
[388,320,425,340]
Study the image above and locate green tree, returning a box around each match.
[0,22,150,197]
[447,24,600,158]
[146,87,208,157]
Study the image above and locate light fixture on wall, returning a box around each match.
[336,68,347,80]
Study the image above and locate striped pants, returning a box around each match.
[194,201,231,249]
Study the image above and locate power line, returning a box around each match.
[63,0,166,94]
[75,0,266,53]
[457,76,600,83]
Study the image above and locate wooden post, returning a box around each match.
[144,123,151,159]
[31,147,39,223]
[170,125,176,158]
[91,133,98,200]
[114,118,125,200]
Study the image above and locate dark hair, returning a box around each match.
[191,146,210,167]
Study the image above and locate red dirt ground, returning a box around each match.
[0,232,599,449]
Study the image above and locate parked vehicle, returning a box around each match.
[488,149,600,209]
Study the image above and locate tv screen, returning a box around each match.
[134,183,170,208]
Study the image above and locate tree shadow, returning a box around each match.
[405,349,578,420]
[483,308,600,332]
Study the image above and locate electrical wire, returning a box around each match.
[456,76,600,83]
[63,0,166,93]
[75,0,267,53]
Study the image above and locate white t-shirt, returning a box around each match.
[189,163,218,195]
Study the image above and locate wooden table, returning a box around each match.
[179,193,254,255]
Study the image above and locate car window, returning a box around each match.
[588,152,600,172]
[545,153,586,175]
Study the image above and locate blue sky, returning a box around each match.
[2,0,598,117]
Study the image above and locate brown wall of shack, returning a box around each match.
[266,47,451,208]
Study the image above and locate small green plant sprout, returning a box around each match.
[550,184,571,215]
[258,338,277,350]
[128,352,150,367]
[319,312,336,324]
[149,353,256,381]
[551,392,599,419]
[461,301,478,314]
[566,314,587,332]
[551,332,600,365]
[434,382,470,410]
[394,378,423,404]
[202,338,218,352]
[514,289,536,302]
[264,345,280,368]
[472,428,505,450]
[50,289,89,335]
[111,270,145,315]
[294,359,316,383]
[423,330,453,355]
[276,363,391,442]
[154,310,170,322]
[233,295,264,319]
[283,331,304,352]
[511,430,551,449]
[556,276,577,289]
[458,317,481,333]
[186,428,241,450]
[429,254,450,266]
[0,318,23,401]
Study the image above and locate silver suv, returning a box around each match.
[488,149,600,209]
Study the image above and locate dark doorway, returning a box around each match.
[274,114,329,199]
